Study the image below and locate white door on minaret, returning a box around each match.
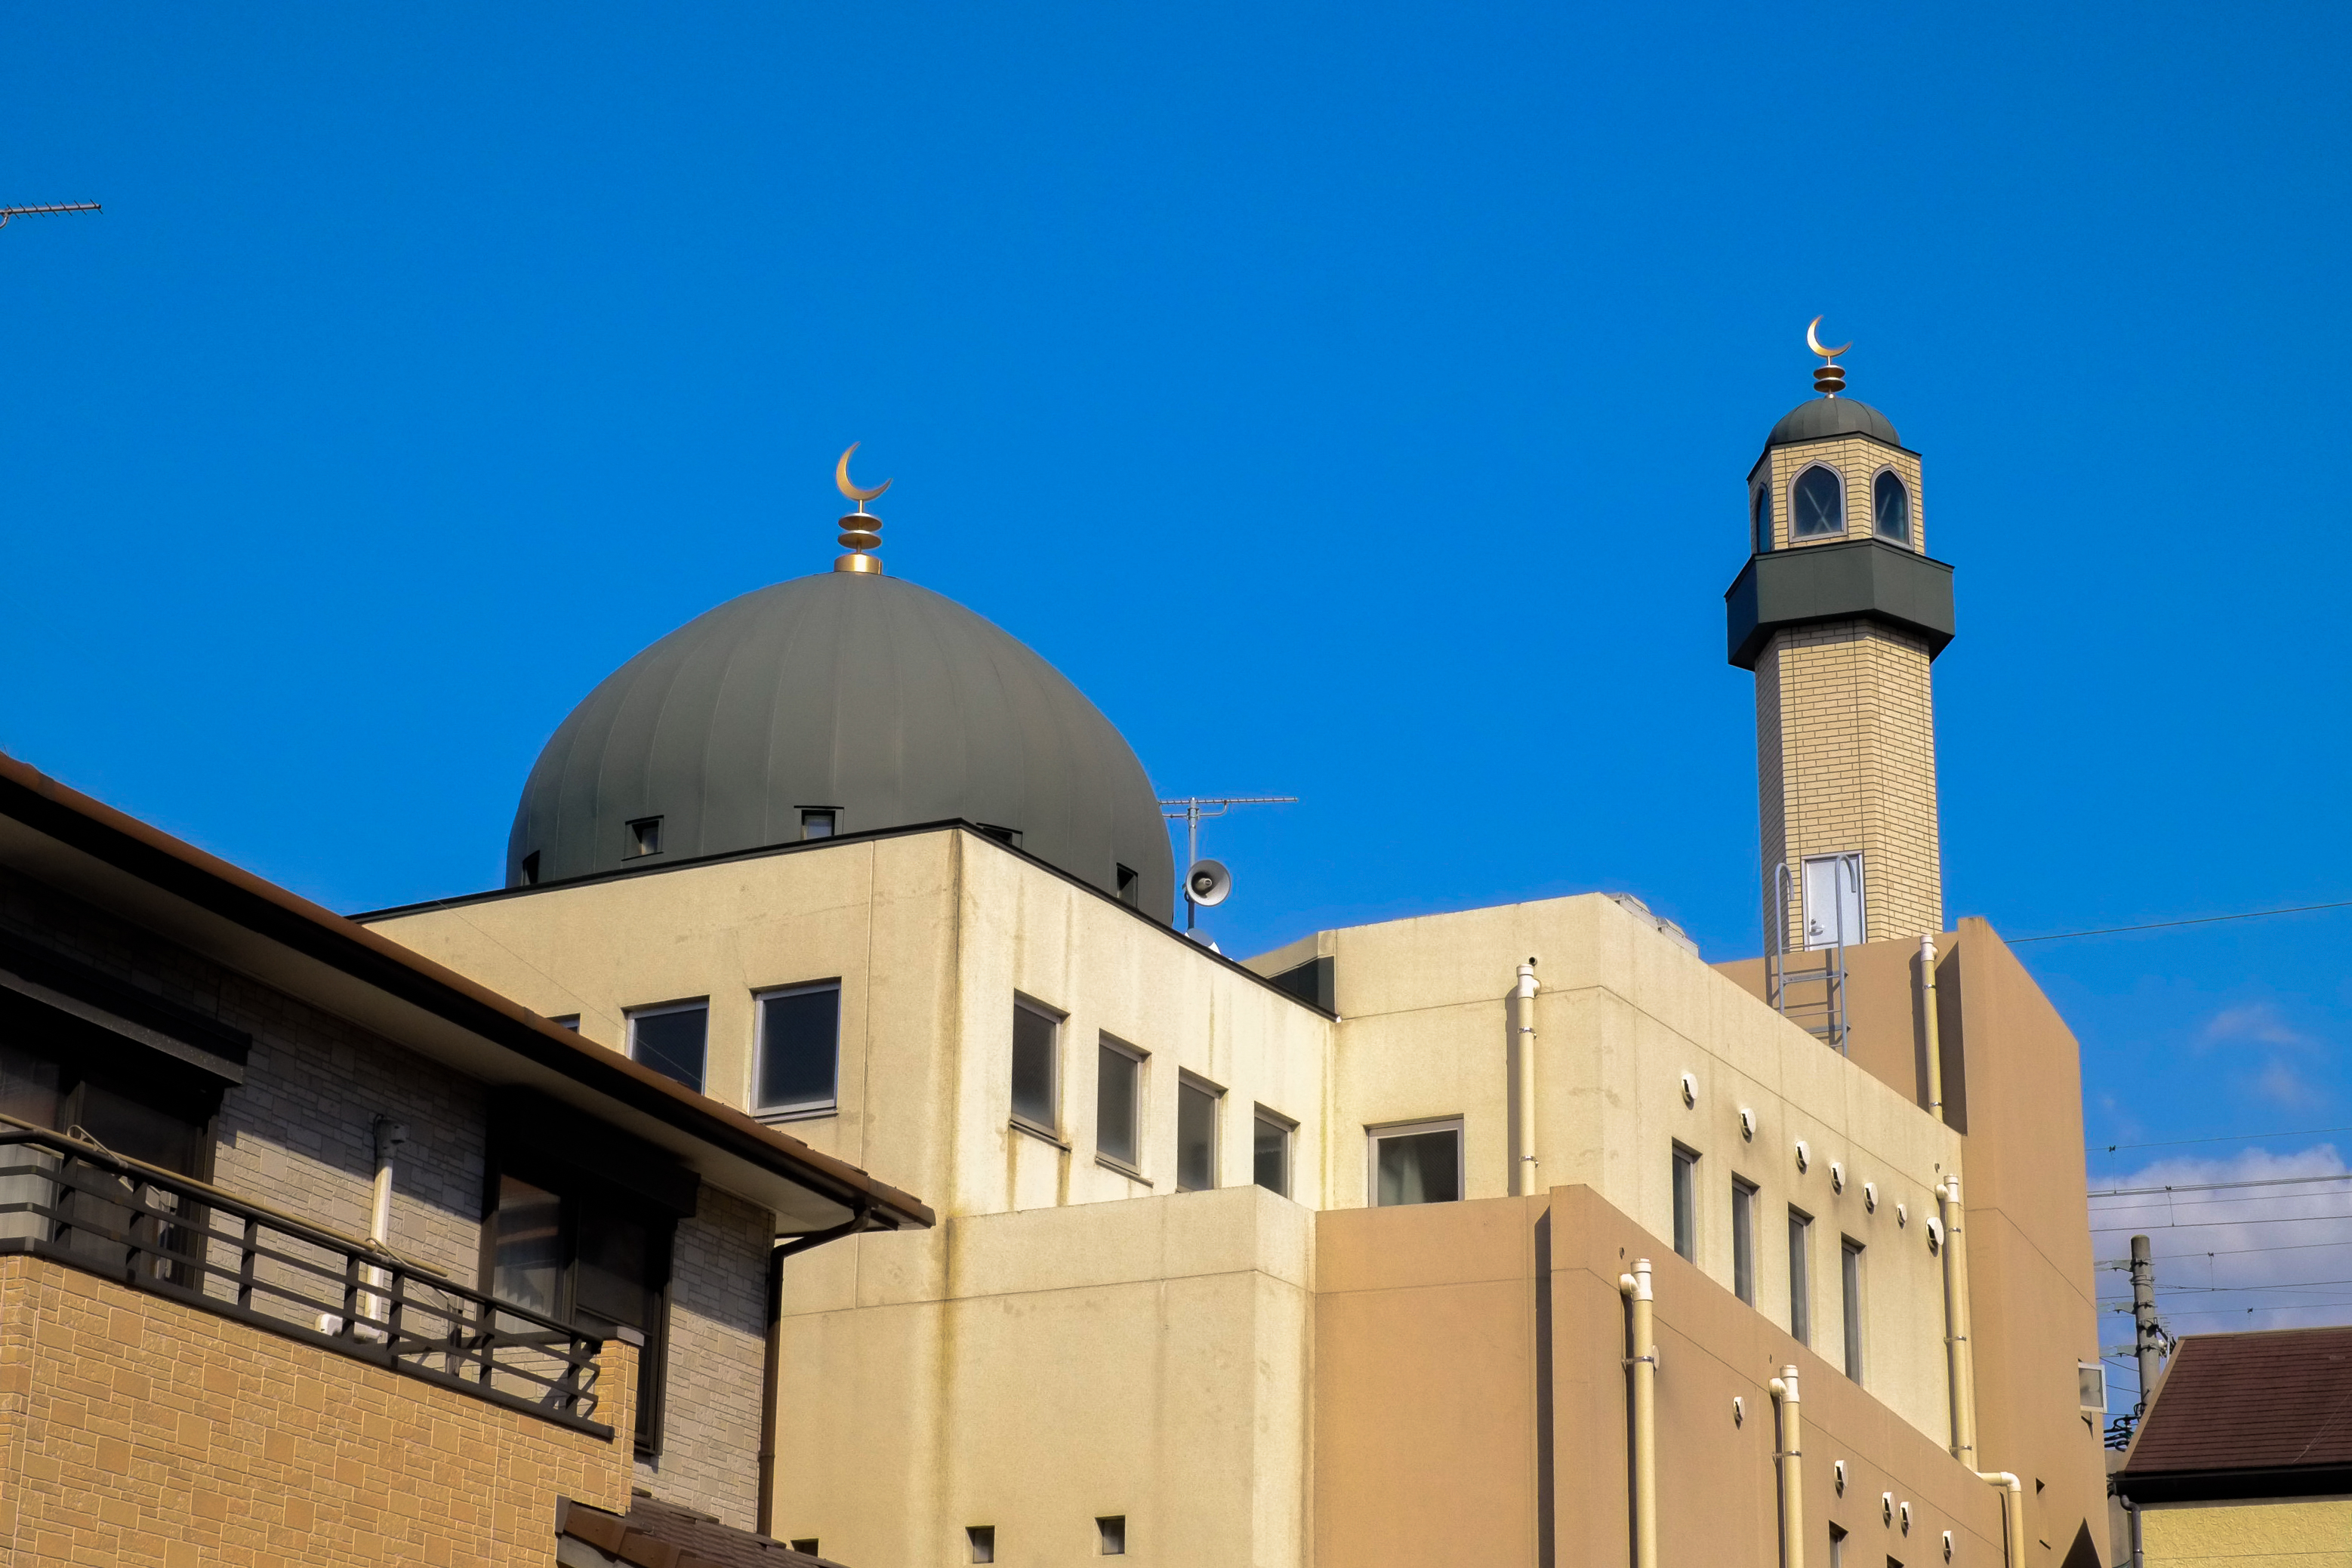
[1802,853,1864,950]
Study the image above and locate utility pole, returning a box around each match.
[2130,1234,2164,1415]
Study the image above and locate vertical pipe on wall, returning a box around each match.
[1937,1177,1977,1466]
[1617,1259,1657,1568]
[363,1117,407,1341]
[1976,1471,2025,1568]
[1917,935,1944,1122]
[1515,961,1541,1197]
[1770,1366,1804,1568]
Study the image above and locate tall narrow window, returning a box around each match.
[757,982,840,1116]
[800,808,837,839]
[1753,484,1773,553]
[1788,1208,1814,1345]
[1371,1119,1463,1206]
[1802,852,1864,950]
[490,1173,565,1319]
[1672,1145,1700,1261]
[1732,1178,1758,1305]
[519,851,541,886]
[1177,1077,1221,1191]
[1873,470,1911,543]
[1010,1000,1059,1133]
[1842,1238,1866,1382]
[1792,465,1844,538]
[1116,865,1141,909]
[628,1001,708,1093]
[1253,1108,1293,1197]
[1829,1523,1847,1568]
[1096,1037,1142,1170]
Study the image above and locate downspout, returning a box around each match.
[1937,1177,1977,1467]
[364,1117,407,1340]
[1918,935,1944,1121]
[1515,961,1540,1197]
[1975,1471,2025,1568]
[1617,1259,1657,1568]
[1770,1366,1804,1568]
[757,1205,872,1536]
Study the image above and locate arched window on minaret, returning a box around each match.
[1873,470,1911,544]
[1792,465,1844,538]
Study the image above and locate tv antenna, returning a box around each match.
[0,202,102,230]
[1159,795,1298,936]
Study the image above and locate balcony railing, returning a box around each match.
[0,1122,610,1437]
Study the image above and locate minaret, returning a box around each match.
[1725,322,1956,953]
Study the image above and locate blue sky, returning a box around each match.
[4,5,2349,1270]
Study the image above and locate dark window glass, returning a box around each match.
[789,1544,819,1557]
[575,1206,652,1330]
[0,1043,61,1129]
[1732,1180,1758,1305]
[758,985,840,1113]
[1096,1041,1139,1167]
[519,852,541,886]
[1793,467,1843,538]
[1789,1209,1813,1345]
[627,817,662,858]
[1253,1112,1290,1197]
[1116,865,1140,908]
[1176,1080,1219,1191]
[801,809,836,839]
[630,1005,707,1093]
[1011,1003,1057,1129]
[1873,470,1910,542]
[1753,485,1772,553]
[1672,1146,1699,1261]
[1098,1517,1127,1556]
[1374,1126,1462,1206]
[967,1526,996,1563]
[75,1081,207,1175]
[491,1174,564,1320]
[1842,1238,1865,1381]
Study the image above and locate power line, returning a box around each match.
[2088,1172,2352,1199]
[2091,1124,2352,1156]
[2011,898,2352,944]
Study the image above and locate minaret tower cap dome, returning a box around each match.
[1766,396,1903,449]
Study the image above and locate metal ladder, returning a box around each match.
[1765,863,1848,1054]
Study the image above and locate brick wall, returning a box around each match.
[638,1182,772,1529]
[1748,433,1927,554]
[0,1252,635,1565]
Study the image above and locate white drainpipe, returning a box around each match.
[365,1117,408,1338]
[1937,1177,1978,1466]
[1617,1259,1657,1568]
[1771,1365,1805,1568]
[1515,961,1540,1197]
[1919,935,1944,1122]
[1976,1470,2026,1568]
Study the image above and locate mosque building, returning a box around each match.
[358,328,2111,1567]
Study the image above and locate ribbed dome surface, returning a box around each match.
[507,573,1172,919]
[1768,397,1902,448]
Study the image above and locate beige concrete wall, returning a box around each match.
[768,1184,1312,1568]
[2139,1496,2352,1566]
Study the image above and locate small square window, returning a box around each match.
[801,809,837,839]
[757,982,841,1116]
[1115,864,1140,909]
[1011,999,1059,1132]
[628,1000,708,1092]
[789,1542,818,1557]
[1097,1516,1127,1556]
[1097,1037,1143,1170]
[1177,1076,1222,1191]
[1370,1119,1463,1206]
[967,1525,996,1563]
[1253,1108,1293,1198]
[627,817,663,858]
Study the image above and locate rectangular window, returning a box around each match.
[756,982,840,1116]
[1115,865,1140,909]
[1672,1144,1699,1261]
[1253,1107,1293,1198]
[1177,1076,1222,1191]
[519,851,541,886]
[800,808,836,839]
[1010,1000,1059,1132]
[490,1173,566,1320]
[1802,852,1864,950]
[549,1014,581,1031]
[1097,1516,1126,1556]
[1096,1037,1142,1170]
[1788,1208,1814,1345]
[967,1526,995,1563]
[1370,1118,1463,1206]
[1732,1178,1758,1305]
[1842,1237,1866,1382]
[1829,1524,1846,1568]
[627,816,663,858]
[628,1001,708,1093]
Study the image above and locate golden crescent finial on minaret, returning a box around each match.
[1806,316,1852,396]
[833,443,889,575]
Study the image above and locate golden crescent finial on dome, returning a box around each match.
[836,442,892,506]
[833,443,889,575]
[1806,317,1852,396]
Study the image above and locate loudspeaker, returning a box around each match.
[1185,858,1231,907]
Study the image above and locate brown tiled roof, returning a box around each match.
[2116,1326,2352,1503]
[558,1496,848,1568]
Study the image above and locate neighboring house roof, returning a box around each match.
[558,1496,843,1568]
[0,748,933,1238]
[2116,1325,2352,1503]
